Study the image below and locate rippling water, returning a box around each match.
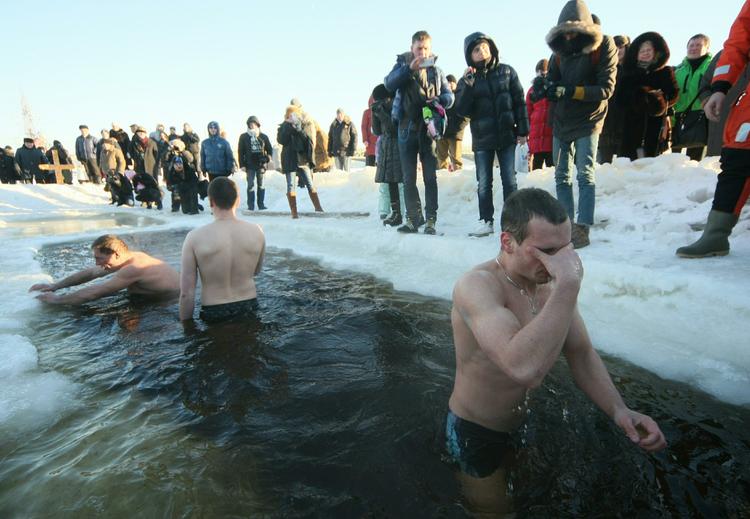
[1,229,748,518]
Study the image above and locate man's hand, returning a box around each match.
[530,243,583,289]
[704,92,726,122]
[36,292,61,304]
[463,67,476,87]
[613,408,667,452]
[29,283,56,293]
[410,56,425,71]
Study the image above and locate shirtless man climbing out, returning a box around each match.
[179,177,265,323]
[30,234,180,304]
[447,188,666,516]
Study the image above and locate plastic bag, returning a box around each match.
[514,143,529,173]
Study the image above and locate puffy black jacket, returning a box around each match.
[455,32,529,151]
[328,118,357,156]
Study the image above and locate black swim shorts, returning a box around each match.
[200,298,258,324]
[445,410,512,478]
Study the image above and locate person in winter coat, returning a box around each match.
[677,0,750,258]
[15,138,48,184]
[238,115,273,210]
[201,121,234,181]
[672,34,713,161]
[455,32,529,237]
[437,74,469,171]
[617,32,678,161]
[181,123,202,173]
[362,97,378,167]
[110,123,131,167]
[277,105,324,218]
[526,59,555,170]
[384,30,454,235]
[371,84,404,226]
[598,35,631,163]
[75,125,101,184]
[545,0,617,248]
[129,126,156,177]
[165,139,200,214]
[0,146,21,184]
[328,109,357,172]
[700,51,750,157]
[100,138,133,206]
[132,167,162,209]
[46,140,74,184]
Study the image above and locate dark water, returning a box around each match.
[1,229,748,518]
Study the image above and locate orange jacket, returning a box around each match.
[715,0,750,148]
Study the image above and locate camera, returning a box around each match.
[465,72,475,81]
[419,56,437,68]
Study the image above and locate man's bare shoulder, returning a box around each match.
[453,261,507,308]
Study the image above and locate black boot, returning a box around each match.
[247,189,255,210]
[257,188,267,210]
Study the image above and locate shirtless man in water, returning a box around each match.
[179,177,265,323]
[447,188,666,516]
[30,234,179,304]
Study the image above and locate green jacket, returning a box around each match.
[673,55,712,113]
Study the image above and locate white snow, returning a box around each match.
[0,154,748,433]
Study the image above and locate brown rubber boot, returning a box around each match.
[286,192,299,219]
[572,223,590,249]
[309,190,323,212]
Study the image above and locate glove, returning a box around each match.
[545,81,561,100]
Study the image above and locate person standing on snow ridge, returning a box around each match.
[238,115,273,211]
[201,121,234,182]
[328,108,357,172]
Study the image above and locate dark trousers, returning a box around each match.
[713,148,750,216]
[532,151,554,170]
[246,169,265,210]
[365,155,376,167]
[178,182,199,214]
[474,145,516,223]
[398,122,438,222]
[672,146,707,162]
[83,158,101,183]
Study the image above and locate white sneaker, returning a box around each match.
[468,220,494,237]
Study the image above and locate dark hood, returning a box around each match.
[546,0,603,56]
[463,32,499,68]
[624,31,670,71]
[207,121,221,135]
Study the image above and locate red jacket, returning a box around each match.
[525,88,553,154]
[361,96,378,156]
[715,0,750,149]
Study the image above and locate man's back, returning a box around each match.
[190,219,264,306]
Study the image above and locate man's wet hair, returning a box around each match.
[208,177,239,209]
[501,188,569,244]
[412,30,431,43]
[689,33,710,48]
[91,234,128,255]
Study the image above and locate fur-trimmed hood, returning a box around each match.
[463,32,499,68]
[546,0,603,56]
[624,31,670,72]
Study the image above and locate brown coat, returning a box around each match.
[100,147,126,175]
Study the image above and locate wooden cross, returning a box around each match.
[39,149,76,183]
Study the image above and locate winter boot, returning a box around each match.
[397,218,419,233]
[468,220,494,237]
[309,190,324,212]
[676,210,738,258]
[424,217,437,235]
[171,190,181,212]
[383,197,402,226]
[287,193,299,219]
[257,188,267,210]
[247,190,255,211]
[572,223,590,249]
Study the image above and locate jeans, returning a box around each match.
[553,133,599,226]
[474,145,516,223]
[285,166,314,194]
[398,121,438,222]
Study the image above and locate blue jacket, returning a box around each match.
[75,134,98,161]
[385,52,454,127]
[200,122,234,175]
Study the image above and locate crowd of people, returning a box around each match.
[1,0,745,254]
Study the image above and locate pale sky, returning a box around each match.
[0,0,738,153]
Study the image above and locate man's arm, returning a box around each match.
[254,230,266,276]
[29,266,109,293]
[36,268,135,304]
[563,313,667,452]
[179,233,198,321]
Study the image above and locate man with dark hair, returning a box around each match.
[75,125,101,184]
[180,178,266,323]
[447,187,666,515]
[385,30,454,234]
[15,138,48,184]
[30,234,179,304]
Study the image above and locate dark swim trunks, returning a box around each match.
[445,410,512,478]
[200,298,258,324]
